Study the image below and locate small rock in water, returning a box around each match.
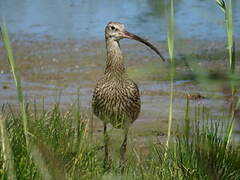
[186,93,206,100]
[52,58,58,62]
[2,85,9,89]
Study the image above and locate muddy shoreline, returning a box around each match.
[0,34,240,135]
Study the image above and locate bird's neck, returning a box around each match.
[105,38,126,78]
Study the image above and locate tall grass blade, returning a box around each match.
[166,0,175,148]
[30,146,52,180]
[216,0,226,12]
[184,98,190,139]
[0,22,29,148]
[0,115,16,179]
[215,0,236,145]
[226,0,234,74]
[167,0,175,61]
[215,0,235,76]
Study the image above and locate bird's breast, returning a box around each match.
[92,79,141,128]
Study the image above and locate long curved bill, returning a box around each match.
[123,31,165,61]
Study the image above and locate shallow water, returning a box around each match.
[1,0,240,41]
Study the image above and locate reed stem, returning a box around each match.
[0,22,29,148]
[166,0,175,148]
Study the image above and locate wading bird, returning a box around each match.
[92,22,165,172]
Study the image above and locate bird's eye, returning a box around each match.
[110,26,115,30]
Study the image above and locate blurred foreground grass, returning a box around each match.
[1,98,240,179]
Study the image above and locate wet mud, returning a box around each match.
[0,35,240,137]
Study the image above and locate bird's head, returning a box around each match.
[105,22,165,61]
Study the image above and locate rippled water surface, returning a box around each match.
[1,0,240,41]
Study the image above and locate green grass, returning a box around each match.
[0,114,16,179]
[216,0,235,74]
[1,98,240,179]
[166,0,175,149]
[0,102,100,179]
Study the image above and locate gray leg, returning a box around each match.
[103,122,109,170]
[120,128,128,173]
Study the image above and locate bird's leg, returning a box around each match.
[103,122,109,170]
[119,127,128,173]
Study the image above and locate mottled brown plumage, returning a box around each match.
[92,22,165,172]
[93,75,141,129]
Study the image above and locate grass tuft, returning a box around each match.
[0,114,16,180]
